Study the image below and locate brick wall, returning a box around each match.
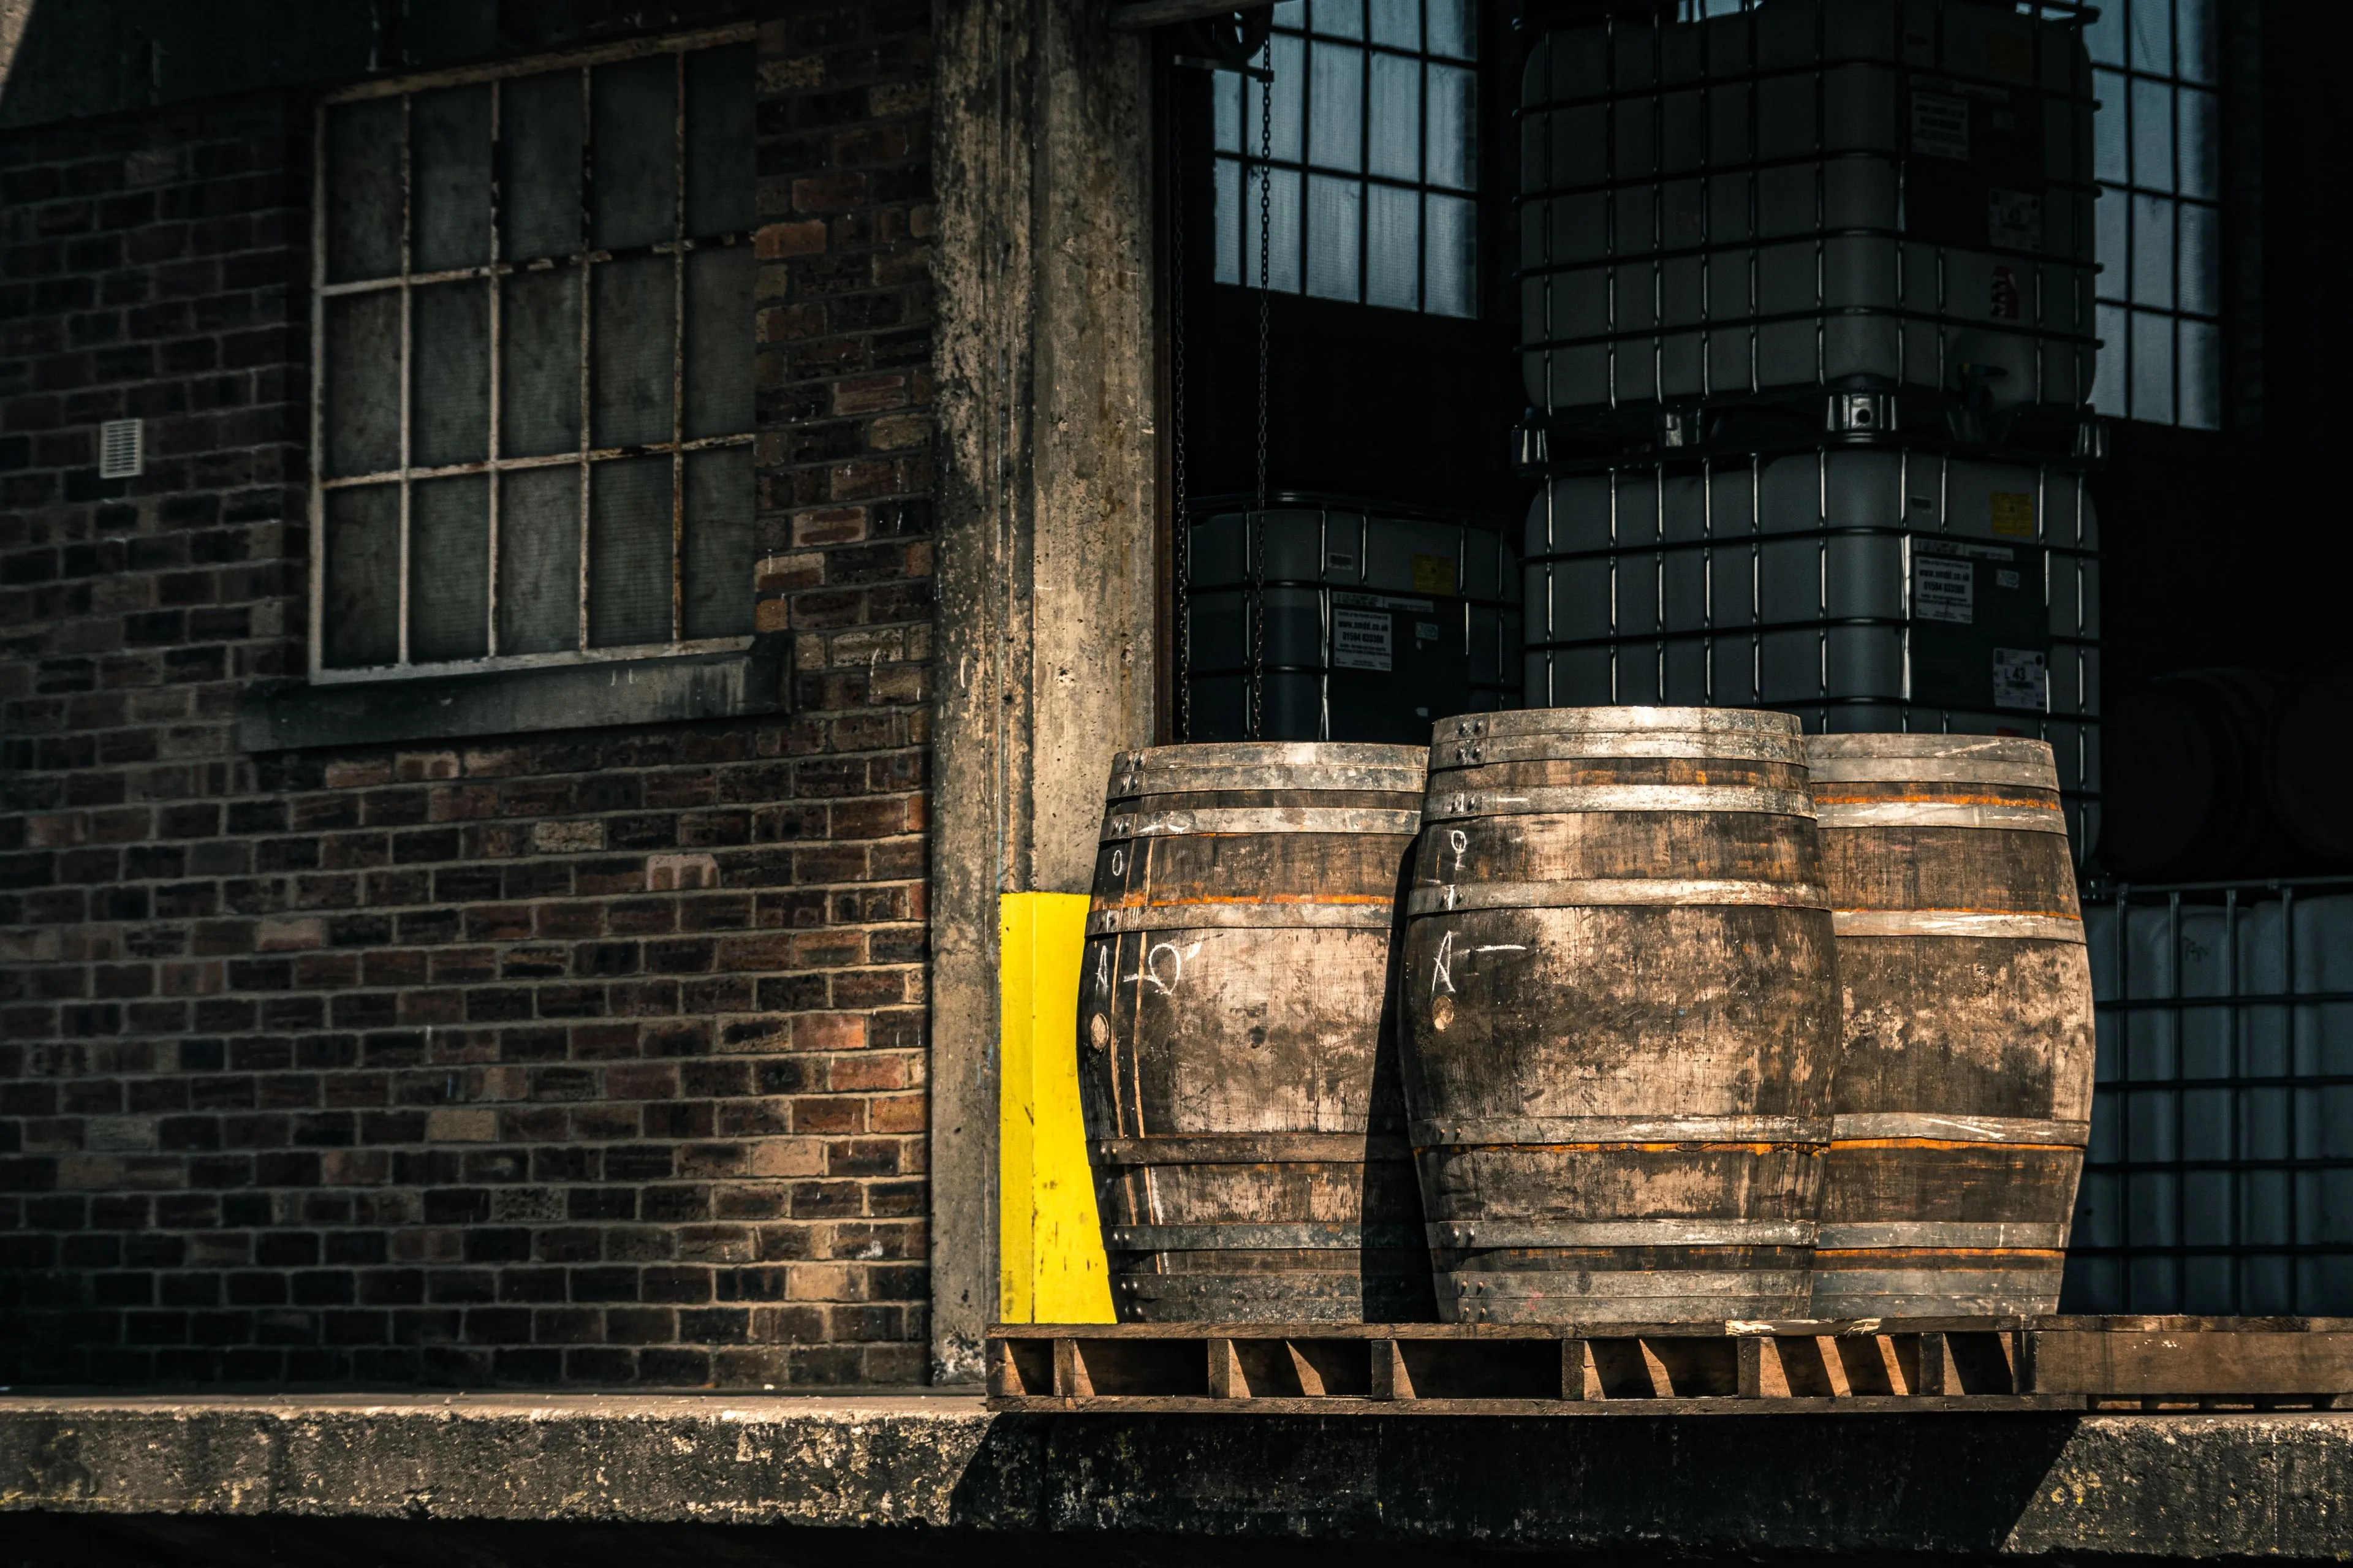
[0,1,939,1387]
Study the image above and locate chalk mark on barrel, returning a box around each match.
[1431,930,1457,996]
[1126,939,1202,995]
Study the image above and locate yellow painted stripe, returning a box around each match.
[998,892,1115,1325]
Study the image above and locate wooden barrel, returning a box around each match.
[1806,733,2095,1318]
[1078,741,1436,1322]
[1403,707,1840,1324]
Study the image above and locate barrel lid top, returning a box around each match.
[1433,705,1801,743]
[1107,741,1427,795]
[1808,733,2058,767]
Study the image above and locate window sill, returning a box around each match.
[238,637,790,752]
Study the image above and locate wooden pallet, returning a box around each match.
[987,1317,2353,1414]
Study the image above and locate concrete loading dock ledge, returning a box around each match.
[6,1395,2353,1563]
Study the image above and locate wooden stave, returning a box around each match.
[1080,743,1434,1324]
[1405,711,1841,1324]
[1806,734,2096,1319]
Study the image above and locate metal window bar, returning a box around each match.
[1214,1,1477,315]
[2066,874,2353,1316]
[308,25,759,683]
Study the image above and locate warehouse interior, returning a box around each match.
[1160,0,2353,1315]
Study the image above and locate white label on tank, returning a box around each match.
[1912,90,1970,161]
[1993,648,2048,711]
[1915,558,1975,624]
[1988,189,2042,251]
[1333,607,1393,671]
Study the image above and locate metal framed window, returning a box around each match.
[2066,877,2353,1315]
[1211,0,1478,318]
[310,26,759,683]
[2088,0,2220,430]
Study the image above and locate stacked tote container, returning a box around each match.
[1516,0,2103,849]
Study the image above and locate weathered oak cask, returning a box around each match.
[1403,707,1840,1323]
[1078,742,1436,1322]
[1807,733,2095,1317]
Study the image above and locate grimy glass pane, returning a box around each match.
[1240,167,1304,292]
[498,464,582,654]
[593,254,678,448]
[2094,300,2128,417]
[1306,175,1362,301]
[2176,0,2215,85]
[683,445,754,640]
[686,44,756,238]
[409,473,490,662]
[324,289,401,478]
[2131,308,2175,424]
[1313,0,1364,41]
[1427,0,1472,59]
[2086,1,2126,67]
[1367,0,1418,51]
[1215,68,1241,154]
[1214,156,1242,284]
[2096,184,2129,302]
[2178,86,2218,201]
[592,54,680,251]
[2179,317,2220,431]
[501,265,583,458]
[1365,181,1419,310]
[588,454,675,646]
[1308,42,1363,172]
[2178,199,2219,317]
[2130,76,2174,192]
[323,483,400,668]
[1425,191,1475,317]
[1250,33,1306,165]
[1367,51,1420,181]
[2130,0,2172,75]
[502,69,585,261]
[411,279,490,467]
[2131,191,2173,309]
[684,243,756,439]
[327,97,404,284]
[2093,70,2128,185]
[1427,62,1476,191]
[412,84,492,272]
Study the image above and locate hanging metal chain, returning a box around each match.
[1170,77,1191,744]
[1249,36,1272,741]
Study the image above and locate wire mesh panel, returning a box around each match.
[2064,879,2353,1314]
[310,28,758,681]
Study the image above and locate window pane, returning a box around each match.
[502,69,584,261]
[2175,0,2214,84]
[2178,86,2218,200]
[1309,42,1363,170]
[412,84,491,272]
[327,97,404,284]
[409,474,490,662]
[1368,0,1418,50]
[1215,155,1243,285]
[683,446,754,640]
[2178,200,2218,317]
[2130,77,2174,192]
[1425,191,1475,317]
[2095,300,2128,417]
[1366,181,1420,309]
[2086,2,2126,67]
[2094,70,2128,185]
[1312,0,1364,40]
[2131,0,2172,74]
[412,280,490,468]
[684,244,756,439]
[2096,187,2128,303]
[2180,317,2219,430]
[592,55,679,251]
[324,290,401,479]
[588,455,674,646]
[2131,191,2173,309]
[1214,69,1241,154]
[1427,63,1476,191]
[686,44,755,237]
[1306,175,1362,300]
[1427,0,1474,60]
[2131,308,2174,424]
[1368,51,1419,180]
[1240,165,1305,292]
[323,485,401,668]
[592,254,678,449]
[502,266,583,458]
[498,465,582,654]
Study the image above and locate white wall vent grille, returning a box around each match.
[98,418,143,479]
